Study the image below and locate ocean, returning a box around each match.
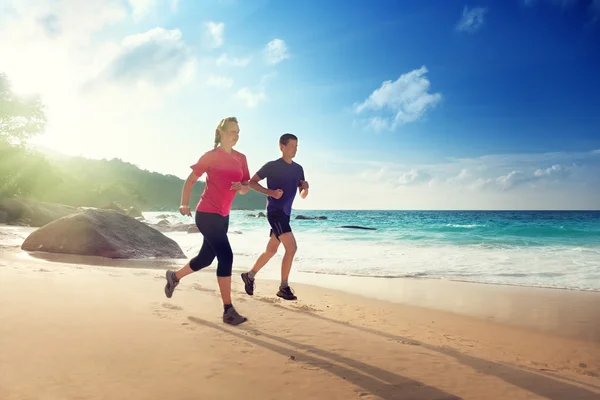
[144,210,600,292]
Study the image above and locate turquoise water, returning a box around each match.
[148,210,600,292]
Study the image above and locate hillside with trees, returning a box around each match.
[0,72,266,212]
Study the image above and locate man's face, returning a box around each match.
[280,139,298,158]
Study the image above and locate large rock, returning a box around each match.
[0,196,77,227]
[102,202,126,214]
[126,206,144,219]
[0,210,8,224]
[21,209,186,259]
[339,225,376,230]
[295,215,327,220]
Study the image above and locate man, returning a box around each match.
[242,133,308,300]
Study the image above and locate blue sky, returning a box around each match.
[1,0,599,209]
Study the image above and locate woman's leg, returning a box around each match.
[203,215,246,325]
[164,212,216,298]
[204,226,234,305]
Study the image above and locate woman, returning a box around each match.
[164,116,250,326]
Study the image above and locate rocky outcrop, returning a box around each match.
[102,202,126,214]
[246,212,266,218]
[21,209,186,259]
[295,215,327,220]
[0,210,8,224]
[339,225,376,230]
[0,196,78,227]
[126,206,144,219]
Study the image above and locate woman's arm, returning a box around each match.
[179,171,199,216]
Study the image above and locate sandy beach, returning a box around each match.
[1,227,599,400]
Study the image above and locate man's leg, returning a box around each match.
[276,231,298,300]
[252,233,281,275]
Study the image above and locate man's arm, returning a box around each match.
[298,167,308,199]
[248,174,272,196]
[249,162,273,196]
[298,181,309,199]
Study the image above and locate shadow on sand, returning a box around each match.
[189,316,461,400]
[267,303,600,400]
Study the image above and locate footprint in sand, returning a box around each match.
[255,296,281,304]
[162,303,183,311]
[191,283,216,293]
[290,304,321,312]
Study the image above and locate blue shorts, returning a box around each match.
[267,210,291,240]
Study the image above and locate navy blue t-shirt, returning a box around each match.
[256,158,305,216]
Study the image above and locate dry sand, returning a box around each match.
[1,226,599,400]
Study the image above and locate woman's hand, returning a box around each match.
[179,205,191,217]
[231,182,249,194]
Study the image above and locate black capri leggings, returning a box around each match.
[189,211,233,277]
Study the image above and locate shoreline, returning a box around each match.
[12,245,600,344]
[293,270,600,293]
[18,245,600,295]
[3,223,600,343]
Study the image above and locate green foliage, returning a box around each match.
[0,73,47,145]
[0,138,62,197]
[35,155,266,211]
[0,72,266,211]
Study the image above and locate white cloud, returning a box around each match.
[264,38,289,65]
[354,66,442,130]
[398,169,432,186]
[1,1,128,47]
[205,74,233,88]
[90,27,195,91]
[456,6,488,33]
[37,14,60,37]
[302,149,600,210]
[129,0,156,21]
[205,21,224,48]
[495,170,531,191]
[534,164,569,178]
[236,87,266,108]
[128,0,179,19]
[367,117,390,132]
[216,53,251,67]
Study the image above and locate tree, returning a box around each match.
[0,73,47,146]
[0,72,52,196]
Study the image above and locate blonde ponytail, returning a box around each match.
[213,117,238,148]
[214,128,221,148]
